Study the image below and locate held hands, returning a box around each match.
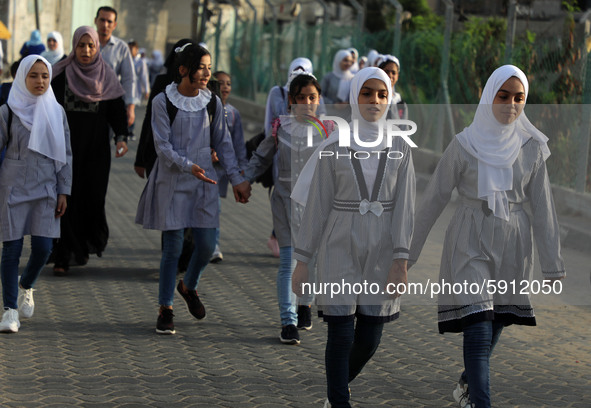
[386,259,408,299]
[292,261,309,297]
[191,163,217,184]
[55,194,67,218]
[233,181,251,204]
[115,141,128,157]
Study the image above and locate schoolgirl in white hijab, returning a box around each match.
[333,49,354,102]
[41,31,65,65]
[264,57,315,134]
[291,67,415,407]
[366,49,379,67]
[288,57,313,78]
[456,64,550,221]
[408,65,562,408]
[0,55,71,333]
[320,49,354,104]
[8,55,67,171]
[348,47,360,73]
[292,67,393,206]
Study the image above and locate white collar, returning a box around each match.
[165,82,212,112]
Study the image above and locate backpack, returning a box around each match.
[245,86,288,189]
[139,80,220,177]
[245,118,281,189]
[164,91,217,129]
[246,116,334,189]
[0,105,13,167]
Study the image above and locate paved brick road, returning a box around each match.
[0,107,588,407]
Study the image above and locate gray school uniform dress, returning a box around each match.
[244,119,327,247]
[135,93,244,231]
[320,72,344,105]
[294,139,415,322]
[409,137,565,333]
[0,105,72,241]
[213,103,248,198]
[264,85,327,135]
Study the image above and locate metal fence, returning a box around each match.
[204,2,591,193]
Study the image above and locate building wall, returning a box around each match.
[0,0,73,70]
[113,0,168,58]
[0,0,269,74]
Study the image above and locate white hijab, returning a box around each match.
[285,69,317,91]
[348,47,360,73]
[379,54,401,103]
[332,49,354,101]
[366,49,379,67]
[41,31,65,65]
[285,57,313,87]
[348,67,393,151]
[291,67,392,205]
[7,55,67,171]
[455,64,550,221]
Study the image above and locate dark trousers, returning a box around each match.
[325,318,384,407]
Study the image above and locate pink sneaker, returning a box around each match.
[267,235,280,258]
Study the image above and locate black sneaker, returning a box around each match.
[297,305,313,330]
[279,324,300,345]
[156,308,175,335]
[177,280,206,320]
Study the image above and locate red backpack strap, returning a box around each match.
[322,120,335,137]
[271,117,281,147]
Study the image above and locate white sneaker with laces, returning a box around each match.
[18,287,35,318]
[0,308,20,333]
[453,380,473,407]
[322,398,330,408]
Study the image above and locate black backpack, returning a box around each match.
[0,105,13,166]
[245,131,274,188]
[138,79,220,177]
[245,86,287,189]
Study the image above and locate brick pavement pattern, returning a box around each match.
[0,108,589,407]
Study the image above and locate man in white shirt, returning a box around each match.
[95,6,137,128]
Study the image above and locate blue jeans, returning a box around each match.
[213,228,221,254]
[298,252,316,306]
[1,236,53,309]
[214,197,221,254]
[462,320,504,408]
[159,228,216,306]
[278,246,297,326]
[325,319,384,408]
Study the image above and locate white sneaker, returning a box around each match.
[210,251,223,263]
[0,309,20,333]
[18,287,35,318]
[323,398,330,408]
[453,380,473,407]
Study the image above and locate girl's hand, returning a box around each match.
[55,194,67,218]
[292,261,309,297]
[386,259,408,299]
[126,104,135,128]
[211,149,219,163]
[115,141,128,157]
[232,181,251,203]
[191,163,217,184]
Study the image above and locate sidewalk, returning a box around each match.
[0,106,588,407]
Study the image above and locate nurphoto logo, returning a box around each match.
[302,114,418,160]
